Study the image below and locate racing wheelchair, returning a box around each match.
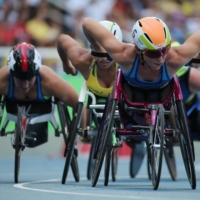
[61,80,121,185]
[0,96,79,183]
[91,68,196,190]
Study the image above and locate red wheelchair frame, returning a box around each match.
[92,68,196,190]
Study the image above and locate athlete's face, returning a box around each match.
[143,54,167,70]
[14,76,36,93]
[95,56,114,69]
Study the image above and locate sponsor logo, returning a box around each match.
[132,29,137,38]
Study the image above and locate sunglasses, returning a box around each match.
[142,43,171,58]
[91,51,113,61]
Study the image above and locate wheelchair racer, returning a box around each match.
[57,20,146,175]
[57,20,122,142]
[82,17,200,100]
[0,42,80,145]
[82,17,200,177]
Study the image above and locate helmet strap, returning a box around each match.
[140,52,152,69]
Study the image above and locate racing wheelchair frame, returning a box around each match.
[61,80,121,185]
[0,96,79,183]
[91,68,196,190]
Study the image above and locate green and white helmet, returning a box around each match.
[99,20,123,42]
[131,17,171,50]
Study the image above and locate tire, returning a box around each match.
[151,104,164,190]
[58,102,80,182]
[163,138,177,181]
[175,100,196,189]
[87,136,97,180]
[104,137,112,186]
[61,102,83,184]
[111,147,118,182]
[14,107,23,183]
[91,98,117,187]
[57,102,69,151]
[71,154,80,182]
[0,95,4,125]
[146,141,152,180]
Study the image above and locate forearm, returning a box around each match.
[57,35,73,70]
[183,30,200,58]
[82,18,109,50]
[83,28,103,52]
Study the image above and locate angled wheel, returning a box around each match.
[71,153,79,182]
[111,147,118,182]
[14,107,23,183]
[61,102,83,184]
[87,136,97,180]
[58,102,80,182]
[57,102,69,153]
[91,97,117,187]
[174,100,196,189]
[151,104,164,190]
[0,95,4,125]
[146,140,152,180]
[163,138,177,180]
[104,137,112,186]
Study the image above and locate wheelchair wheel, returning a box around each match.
[0,95,4,124]
[87,136,97,180]
[146,141,152,180]
[91,98,117,187]
[14,107,23,183]
[151,104,164,190]
[71,154,79,182]
[62,102,83,184]
[111,147,118,182]
[175,100,196,189]
[58,102,80,182]
[57,102,69,153]
[163,138,177,181]
[104,137,112,186]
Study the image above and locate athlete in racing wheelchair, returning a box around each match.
[82,16,198,190]
[0,42,80,183]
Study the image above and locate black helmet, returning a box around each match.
[7,42,41,80]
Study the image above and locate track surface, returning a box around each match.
[0,137,200,200]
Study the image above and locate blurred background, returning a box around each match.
[0,0,200,67]
[0,0,200,158]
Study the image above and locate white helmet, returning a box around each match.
[99,20,123,42]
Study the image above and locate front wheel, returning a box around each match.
[92,98,117,187]
[62,102,83,184]
[14,107,23,183]
[151,104,164,190]
[163,138,177,180]
[175,100,196,189]
[104,137,112,186]
[87,136,97,180]
[111,147,118,182]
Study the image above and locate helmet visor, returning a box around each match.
[11,69,37,80]
[142,43,171,59]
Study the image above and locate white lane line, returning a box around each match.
[13,176,155,200]
[13,178,145,199]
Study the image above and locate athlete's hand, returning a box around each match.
[63,64,77,76]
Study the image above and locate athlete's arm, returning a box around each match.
[167,31,200,74]
[56,34,92,78]
[41,66,78,108]
[82,18,136,72]
[0,67,10,95]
